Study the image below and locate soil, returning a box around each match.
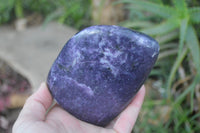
[0,58,31,133]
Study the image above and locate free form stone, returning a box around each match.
[47,25,159,126]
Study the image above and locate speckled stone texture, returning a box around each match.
[47,25,159,127]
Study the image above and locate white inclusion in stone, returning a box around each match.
[138,37,150,47]
[116,36,120,45]
[138,36,159,51]
[152,51,157,58]
[53,76,57,81]
[86,29,100,35]
[99,41,106,49]
[77,29,100,37]
[78,83,94,96]
[72,50,81,66]
[66,76,94,96]
[120,53,128,64]
[100,58,119,76]
[104,48,122,58]
[100,48,123,76]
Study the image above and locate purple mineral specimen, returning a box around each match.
[47,25,159,127]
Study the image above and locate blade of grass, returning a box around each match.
[190,85,194,111]
[126,7,146,20]
[58,3,80,24]
[143,99,166,107]
[150,69,163,76]
[172,0,187,12]
[174,70,200,105]
[120,21,154,29]
[151,0,163,4]
[189,7,200,24]
[178,18,188,56]
[186,25,200,70]
[115,0,174,18]
[174,105,193,132]
[0,0,14,10]
[190,112,200,121]
[167,48,188,100]
[43,9,63,26]
[141,19,179,35]
[156,31,179,44]
[15,0,24,18]
[158,49,178,60]
[160,43,177,50]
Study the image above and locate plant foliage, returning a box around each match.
[117,0,200,132]
[0,0,91,29]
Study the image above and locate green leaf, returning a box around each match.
[185,25,200,69]
[43,9,63,26]
[0,0,14,10]
[173,105,193,132]
[15,0,24,18]
[173,0,189,20]
[0,0,15,23]
[174,70,200,105]
[158,48,178,60]
[151,0,163,4]
[156,31,179,44]
[160,43,178,50]
[191,112,200,121]
[189,7,200,24]
[172,0,187,11]
[167,48,188,98]
[126,7,146,20]
[150,69,163,76]
[178,19,188,56]
[141,19,179,35]
[58,3,80,24]
[116,0,175,18]
[190,85,194,111]
[120,21,154,29]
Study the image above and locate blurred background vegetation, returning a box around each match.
[0,0,92,29]
[0,0,200,132]
[118,0,200,132]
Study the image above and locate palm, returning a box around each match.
[13,83,145,133]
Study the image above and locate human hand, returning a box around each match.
[13,82,145,133]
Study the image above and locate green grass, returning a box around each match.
[116,0,200,132]
[0,0,92,29]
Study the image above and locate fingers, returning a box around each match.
[46,106,116,133]
[113,85,146,133]
[17,82,53,122]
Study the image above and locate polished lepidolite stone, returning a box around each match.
[47,25,159,126]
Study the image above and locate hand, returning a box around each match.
[13,82,145,133]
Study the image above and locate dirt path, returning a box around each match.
[0,22,77,90]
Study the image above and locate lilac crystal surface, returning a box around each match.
[47,25,159,126]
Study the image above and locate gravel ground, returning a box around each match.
[0,58,31,133]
